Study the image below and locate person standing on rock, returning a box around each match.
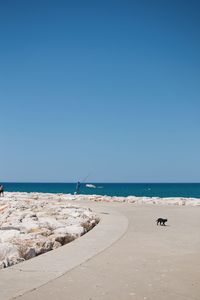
[0,184,4,197]
[74,181,81,195]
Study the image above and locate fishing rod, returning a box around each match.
[81,173,91,183]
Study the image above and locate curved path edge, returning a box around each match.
[0,201,128,300]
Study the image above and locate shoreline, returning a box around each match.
[2,191,200,206]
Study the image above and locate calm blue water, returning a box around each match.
[1,183,200,198]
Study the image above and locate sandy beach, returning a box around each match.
[0,193,199,300]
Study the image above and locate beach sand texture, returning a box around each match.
[0,195,199,300]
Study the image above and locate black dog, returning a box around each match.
[156,218,168,226]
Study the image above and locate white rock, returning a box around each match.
[0,230,21,243]
[54,225,84,237]
[38,217,64,230]
[0,242,19,261]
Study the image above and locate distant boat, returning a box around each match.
[86,184,96,188]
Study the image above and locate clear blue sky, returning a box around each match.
[0,0,200,182]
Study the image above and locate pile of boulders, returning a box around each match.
[0,194,99,269]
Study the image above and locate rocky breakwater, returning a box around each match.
[0,193,99,269]
[73,194,200,206]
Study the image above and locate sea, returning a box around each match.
[1,183,200,198]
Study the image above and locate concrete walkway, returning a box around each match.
[1,200,200,300]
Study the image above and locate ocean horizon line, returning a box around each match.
[1,182,200,184]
